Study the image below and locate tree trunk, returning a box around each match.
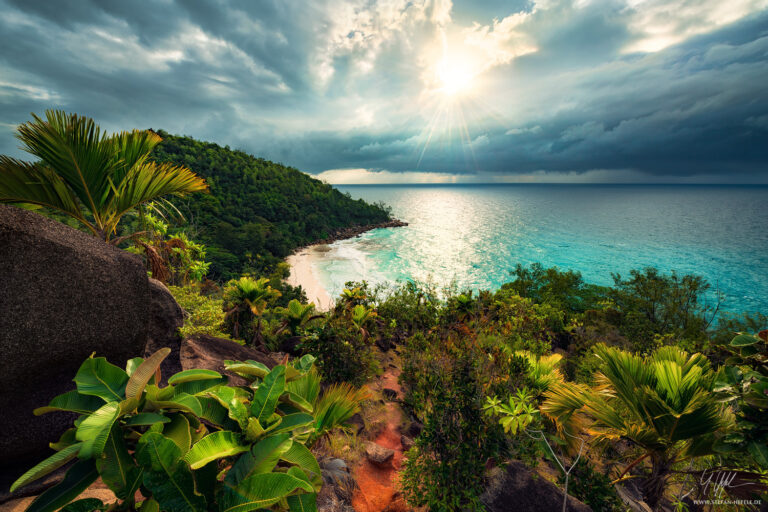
[643,455,671,511]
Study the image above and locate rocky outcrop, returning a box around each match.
[313,219,407,245]
[180,334,276,386]
[144,278,184,382]
[0,205,149,495]
[481,461,592,512]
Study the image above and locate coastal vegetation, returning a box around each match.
[0,111,207,243]
[2,111,766,511]
[149,131,393,279]
[154,258,767,510]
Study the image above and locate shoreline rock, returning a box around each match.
[310,219,408,246]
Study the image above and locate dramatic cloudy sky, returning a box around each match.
[1,0,767,183]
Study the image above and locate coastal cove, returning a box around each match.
[291,184,768,316]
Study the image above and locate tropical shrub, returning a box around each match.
[715,330,768,469]
[127,213,211,285]
[223,276,281,345]
[11,349,363,512]
[0,110,207,243]
[542,344,734,510]
[299,316,378,386]
[557,459,623,512]
[401,349,498,511]
[610,268,713,351]
[168,285,229,339]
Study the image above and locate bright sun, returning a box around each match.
[436,58,475,97]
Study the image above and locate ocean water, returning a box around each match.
[312,185,768,316]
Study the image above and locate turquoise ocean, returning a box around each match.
[312,185,768,316]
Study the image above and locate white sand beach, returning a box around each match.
[285,245,334,311]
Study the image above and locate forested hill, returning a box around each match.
[150,131,392,280]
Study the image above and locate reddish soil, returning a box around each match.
[351,366,409,512]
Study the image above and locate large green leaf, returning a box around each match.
[10,443,83,492]
[96,425,142,500]
[280,442,322,489]
[34,390,105,416]
[208,386,249,429]
[60,498,105,512]
[25,459,99,512]
[218,473,315,512]
[748,441,768,468]
[173,377,228,396]
[184,431,249,470]
[280,392,314,414]
[168,369,222,385]
[251,366,286,424]
[163,414,192,454]
[224,360,270,380]
[74,356,129,402]
[146,388,203,416]
[270,413,315,436]
[731,334,760,347]
[287,493,317,512]
[76,402,121,459]
[225,433,292,486]
[136,432,207,512]
[198,397,231,427]
[126,348,170,399]
[125,413,171,426]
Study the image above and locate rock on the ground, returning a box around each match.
[480,460,592,512]
[364,442,395,468]
[144,278,184,382]
[0,206,148,496]
[400,435,413,450]
[180,334,276,386]
[319,458,356,503]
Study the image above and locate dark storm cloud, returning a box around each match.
[0,0,766,180]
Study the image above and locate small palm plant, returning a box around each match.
[224,277,282,344]
[275,300,320,337]
[542,344,734,510]
[0,110,207,243]
[350,304,377,340]
[338,287,367,311]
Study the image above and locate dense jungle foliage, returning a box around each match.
[148,252,767,511]
[149,131,392,280]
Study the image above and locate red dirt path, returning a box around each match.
[351,366,409,512]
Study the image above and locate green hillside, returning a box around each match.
[150,131,392,279]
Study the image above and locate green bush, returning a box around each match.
[299,317,378,386]
[401,348,500,511]
[558,459,623,512]
[11,350,364,511]
[168,285,229,339]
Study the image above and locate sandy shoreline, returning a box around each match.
[285,245,334,311]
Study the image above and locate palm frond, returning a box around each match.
[0,156,94,233]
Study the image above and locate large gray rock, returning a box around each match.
[144,278,184,382]
[0,206,149,494]
[481,460,593,512]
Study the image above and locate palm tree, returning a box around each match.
[223,277,281,344]
[542,344,733,510]
[0,110,207,243]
